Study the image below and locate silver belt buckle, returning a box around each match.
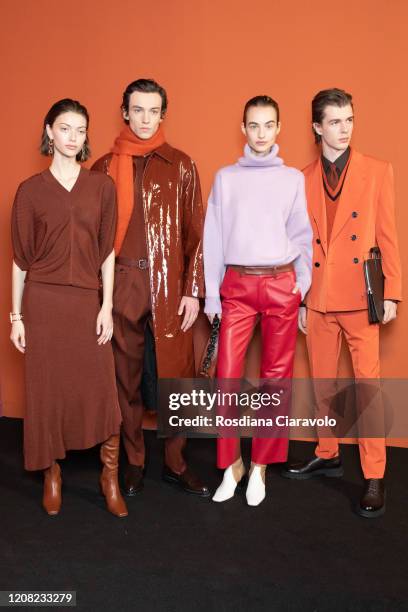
[138,258,148,269]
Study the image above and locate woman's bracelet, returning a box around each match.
[10,312,23,323]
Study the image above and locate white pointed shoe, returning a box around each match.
[212,465,243,502]
[246,465,266,507]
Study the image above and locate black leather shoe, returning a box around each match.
[356,478,385,518]
[162,465,211,497]
[281,455,343,480]
[123,464,144,496]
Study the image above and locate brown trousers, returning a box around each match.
[112,262,186,473]
[306,308,385,479]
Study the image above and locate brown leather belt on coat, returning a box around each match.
[115,256,149,269]
[228,263,294,276]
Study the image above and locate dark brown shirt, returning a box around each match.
[322,147,350,188]
[11,167,117,289]
[119,155,151,260]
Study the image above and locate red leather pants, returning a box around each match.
[216,267,300,468]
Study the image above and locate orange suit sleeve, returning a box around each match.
[375,162,402,301]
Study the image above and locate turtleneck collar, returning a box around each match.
[237,143,284,167]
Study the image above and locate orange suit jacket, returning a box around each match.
[303,148,402,312]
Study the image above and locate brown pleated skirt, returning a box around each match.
[22,281,121,471]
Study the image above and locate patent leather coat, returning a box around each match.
[92,143,205,377]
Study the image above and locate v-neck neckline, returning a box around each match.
[44,166,84,194]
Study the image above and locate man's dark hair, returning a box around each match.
[243,95,280,125]
[312,88,353,144]
[40,98,90,161]
[121,78,168,122]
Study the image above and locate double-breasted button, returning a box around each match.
[314,262,320,267]
[353,257,359,263]
[316,238,321,244]
[351,234,357,241]
[352,211,358,218]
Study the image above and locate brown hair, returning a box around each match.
[312,88,353,144]
[243,95,280,125]
[121,78,168,123]
[40,98,90,161]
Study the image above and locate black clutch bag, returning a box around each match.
[363,247,384,324]
[198,315,220,378]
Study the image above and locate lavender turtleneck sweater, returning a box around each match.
[203,144,313,314]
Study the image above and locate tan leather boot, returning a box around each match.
[42,461,62,516]
[100,435,128,518]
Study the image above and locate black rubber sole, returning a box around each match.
[281,466,344,480]
[43,509,60,517]
[355,504,386,518]
[162,474,211,497]
[355,492,386,518]
[123,483,144,497]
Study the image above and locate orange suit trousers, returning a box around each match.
[306,308,385,479]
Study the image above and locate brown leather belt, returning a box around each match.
[228,263,294,276]
[115,256,149,269]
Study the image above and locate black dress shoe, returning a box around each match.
[123,465,144,496]
[356,478,386,518]
[281,455,343,480]
[162,465,211,497]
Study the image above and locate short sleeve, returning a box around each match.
[11,184,35,271]
[99,176,118,264]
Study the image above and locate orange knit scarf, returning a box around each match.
[108,124,165,253]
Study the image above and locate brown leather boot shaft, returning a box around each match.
[42,461,62,516]
[100,435,128,518]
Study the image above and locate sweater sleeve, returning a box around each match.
[203,172,225,314]
[99,176,118,265]
[286,172,313,299]
[11,183,36,271]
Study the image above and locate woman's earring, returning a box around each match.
[48,139,54,156]
[80,146,86,162]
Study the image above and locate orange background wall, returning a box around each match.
[1,0,407,420]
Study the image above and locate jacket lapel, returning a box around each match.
[307,158,327,255]
[330,149,366,244]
